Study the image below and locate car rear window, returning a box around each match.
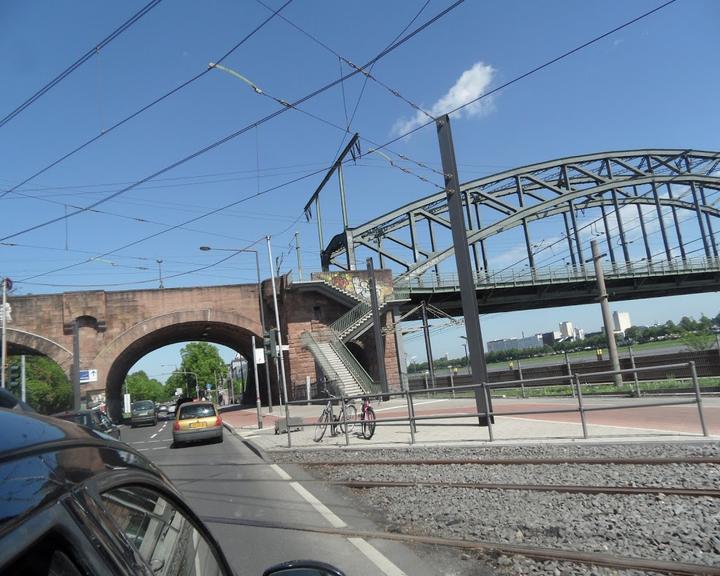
[132,401,154,410]
[178,404,216,420]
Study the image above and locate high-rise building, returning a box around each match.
[559,321,574,340]
[613,311,632,335]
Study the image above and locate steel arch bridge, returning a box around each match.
[322,149,720,289]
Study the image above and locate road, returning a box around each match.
[120,418,442,576]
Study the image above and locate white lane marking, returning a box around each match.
[150,433,158,439]
[270,465,345,528]
[375,399,447,413]
[270,465,408,575]
[152,447,165,450]
[193,528,202,575]
[347,538,408,576]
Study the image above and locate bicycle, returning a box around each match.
[359,396,376,440]
[313,392,357,442]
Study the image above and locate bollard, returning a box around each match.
[689,361,709,437]
[574,374,589,439]
[482,385,494,442]
[405,390,416,445]
[341,396,350,446]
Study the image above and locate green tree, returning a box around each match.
[680,330,716,352]
[166,342,227,399]
[8,356,72,414]
[125,370,167,402]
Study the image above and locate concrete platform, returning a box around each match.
[221,396,720,452]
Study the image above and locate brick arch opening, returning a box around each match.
[98,311,265,420]
[6,328,73,374]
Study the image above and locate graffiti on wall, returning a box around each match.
[314,272,392,302]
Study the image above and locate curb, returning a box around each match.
[222,421,269,462]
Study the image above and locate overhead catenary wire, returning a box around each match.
[0,0,295,201]
[0,0,164,131]
[1,0,464,245]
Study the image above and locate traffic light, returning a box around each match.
[263,329,278,359]
[7,363,21,395]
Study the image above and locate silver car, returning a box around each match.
[130,400,157,428]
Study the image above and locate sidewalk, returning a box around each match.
[221,396,720,453]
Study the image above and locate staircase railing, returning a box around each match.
[329,301,371,337]
[325,330,378,394]
[300,332,341,384]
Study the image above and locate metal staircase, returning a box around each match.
[301,330,377,397]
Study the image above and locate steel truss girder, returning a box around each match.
[323,149,720,278]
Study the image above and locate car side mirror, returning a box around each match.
[263,560,345,576]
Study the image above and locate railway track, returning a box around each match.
[290,449,720,575]
[202,515,720,576]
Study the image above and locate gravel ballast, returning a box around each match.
[271,441,720,575]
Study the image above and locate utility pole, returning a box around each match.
[72,320,81,410]
[295,231,303,281]
[0,277,8,390]
[591,240,622,387]
[20,354,26,402]
[421,301,436,389]
[367,257,388,394]
[251,335,263,429]
[436,114,492,425]
[266,236,291,447]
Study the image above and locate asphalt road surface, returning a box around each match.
[121,418,442,576]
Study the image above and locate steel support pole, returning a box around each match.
[464,191,480,273]
[574,374,589,439]
[562,212,577,267]
[628,345,641,398]
[567,198,585,267]
[689,181,711,258]
[266,236,291,447]
[600,204,616,266]
[392,305,409,392]
[72,320,81,411]
[611,188,631,263]
[649,175,672,261]
[427,219,439,279]
[295,231,303,281]
[699,185,719,259]
[516,177,535,271]
[436,114,491,426]
[666,184,686,261]
[20,354,26,402]
[253,250,273,412]
[634,187,652,262]
[251,336,263,429]
[591,240,622,387]
[689,361,709,437]
[367,257,388,394]
[517,358,526,398]
[474,203,489,272]
[408,212,420,264]
[0,278,6,390]
[420,301,436,390]
[564,351,575,398]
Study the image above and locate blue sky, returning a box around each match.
[1,0,718,378]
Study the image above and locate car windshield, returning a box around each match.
[179,404,216,420]
[132,401,154,411]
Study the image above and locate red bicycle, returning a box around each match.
[360,396,376,440]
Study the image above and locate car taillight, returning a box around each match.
[173,421,180,431]
[214,415,222,427]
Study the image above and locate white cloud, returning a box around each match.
[392,61,495,137]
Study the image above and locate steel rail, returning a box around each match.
[301,457,720,466]
[200,515,720,576]
[332,480,720,498]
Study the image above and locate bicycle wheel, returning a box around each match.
[361,406,376,440]
[314,410,330,442]
[337,403,357,434]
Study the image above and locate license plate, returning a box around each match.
[189,422,206,429]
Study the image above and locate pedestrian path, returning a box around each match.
[220,396,719,452]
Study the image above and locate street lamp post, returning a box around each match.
[266,235,291,448]
[460,337,470,375]
[200,246,274,412]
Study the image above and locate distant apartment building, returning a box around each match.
[559,321,574,340]
[488,334,544,353]
[542,330,561,347]
[613,311,632,335]
[574,327,585,340]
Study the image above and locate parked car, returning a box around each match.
[53,408,121,439]
[130,399,157,427]
[0,408,344,575]
[173,401,223,445]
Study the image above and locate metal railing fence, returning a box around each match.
[279,361,709,446]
